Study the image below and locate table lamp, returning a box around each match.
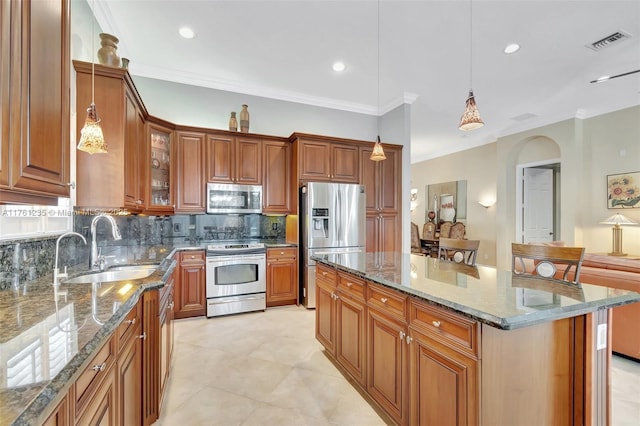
[600,213,637,256]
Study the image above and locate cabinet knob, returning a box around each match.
[380,297,388,304]
[322,272,328,276]
[399,330,406,340]
[280,251,284,255]
[432,320,441,328]
[191,255,195,259]
[138,332,147,340]
[124,318,136,325]
[406,335,413,345]
[91,362,106,372]
[346,282,353,287]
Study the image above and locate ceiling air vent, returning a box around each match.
[586,31,631,51]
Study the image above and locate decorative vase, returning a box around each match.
[228,112,238,131]
[239,104,250,133]
[427,211,436,222]
[97,33,121,67]
[121,57,130,70]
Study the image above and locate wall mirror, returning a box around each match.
[425,180,467,224]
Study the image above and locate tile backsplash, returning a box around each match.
[0,214,288,290]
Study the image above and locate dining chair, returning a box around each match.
[511,243,585,284]
[421,222,437,256]
[438,238,480,266]
[411,222,423,254]
[449,222,466,239]
[439,221,453,238]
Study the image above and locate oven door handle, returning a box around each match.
[208,296,264,304]
[206,255,265,263]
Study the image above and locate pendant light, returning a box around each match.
[77,2,107,154]
[370,0,386,161]
[458,0,484,131]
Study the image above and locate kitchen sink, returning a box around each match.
[63,265,158,284]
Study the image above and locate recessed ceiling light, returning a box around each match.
[332,61,346,72]
[179,27,195,39]
[504,43,520,54]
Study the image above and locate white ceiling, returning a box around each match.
[92,0,640,163]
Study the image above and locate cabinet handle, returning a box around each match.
[399,331,406,340]
[380,297,388,304]
[346,282,353,287]
[191,255,195,259]
[92,362,106,372]
[432,320,441,328]
[138,332,147,340]
[322,272,328,276]
[280,251,284,255]
[168,301,174,310]
[125,318,136,325]
[406,335,413,345]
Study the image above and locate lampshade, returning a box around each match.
[77,104,108,154]
[370,136,386,161]
[600,213,637,256]
[600,213,637,225]
[458,90,484,131]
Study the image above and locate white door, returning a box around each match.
[523,168,554,243]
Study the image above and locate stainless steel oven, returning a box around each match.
[205,242,266,317]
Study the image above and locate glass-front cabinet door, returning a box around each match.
[147,121,174,213]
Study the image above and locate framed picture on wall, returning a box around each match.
[607,172,640,209]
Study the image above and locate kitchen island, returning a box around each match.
[312,252,640,426]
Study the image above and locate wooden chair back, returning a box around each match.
[411,222,421,254]
[438,238,480,266]
[439,221,453,238]
[422,222,436,240]
[449,222,466,239]
[511,243,585,283]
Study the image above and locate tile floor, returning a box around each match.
[155,306,640,426]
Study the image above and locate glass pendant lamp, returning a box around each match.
[370,0,386,162]
[458,0,484,131]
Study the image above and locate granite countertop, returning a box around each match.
[0,243,201,426]
[312,252,640,330]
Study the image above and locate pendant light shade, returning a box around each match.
[77,1,107,155]
[459,0,484,132]
[370,136,387,161]
[458,90,484,131]
[371,0,386,161]
[77,103,107,154]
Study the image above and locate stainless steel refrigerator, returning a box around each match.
[300,182,366,308]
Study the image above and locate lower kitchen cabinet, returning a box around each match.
[367,307,408,425]
[266,247,298,307]
[335,288,366,386]
[42,396,68,426]
[174,251,206,319]
[315,265,338,353]
[159,273,175,405]
[118,324,143,426]
[73,356,118,426]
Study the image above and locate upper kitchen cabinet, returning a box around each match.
[262,138,292,214]
[360,144,401,253]
[175,131,206,214]
[0,0,70,205]
[293,135,359,183]
[146,118,175,215]
[206,133,262,185]
[75,61,147,212]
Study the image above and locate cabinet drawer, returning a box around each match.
[267,247,297,260]
[179,250,205,264]
[409,299,478,357]
[367,282,407,322]
[117,302,141,347]
[316,264,336,284]
[74,336,116,416]
[338,272,365,300]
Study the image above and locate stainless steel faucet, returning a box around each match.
[54,232,87,284]
[90,214,122,270]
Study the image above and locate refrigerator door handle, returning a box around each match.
[337,188,342,242]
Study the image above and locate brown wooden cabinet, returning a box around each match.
[75,61,147,212]
[175,131,206,213]
[262,139,292,214]
[174,251,206,318]
[141,289,160,425]
[73,364,117,426]
[146,119,175,214]
[0,0,70,205]
[335,273,367,386]
[315,264,338,353]
[159,272,175,405]
[42,396,68,426]
[118,321,143,426]
[361,146,401,252]
[296,137,359,183]
[206,133,262,184]
[266,247,298,306]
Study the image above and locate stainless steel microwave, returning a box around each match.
[206,183,262,214]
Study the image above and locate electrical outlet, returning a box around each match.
[82,226,89,237]
[272,223,278,231]
[173,223,181,233]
